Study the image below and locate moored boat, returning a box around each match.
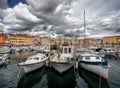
[0,46,11,54]
[50,45,74,74]
[77,11,110,80]
[78,53,110,80]
[47,66,76,88]
[0,54,10,67]
[104,48,116,55]
[78,66,110,88]
[17,67,46,88]
[0,60,6,67]
[18,53,48,73]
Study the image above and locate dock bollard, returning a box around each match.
[74,61,78,79]
[46,60,49,67]
[75,61,78,69]
[74,61,78,71]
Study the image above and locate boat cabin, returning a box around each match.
[79,54,103,62]
[24,54,47,64]
[104,48,115,52]
[59,45,73,61]
[61,46,72,54]
[51,45,73,62]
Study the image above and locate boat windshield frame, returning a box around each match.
[27,54,46,61]
[82,56,102,61]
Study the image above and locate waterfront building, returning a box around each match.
[79,39,84,45]
[0,34,11,45]
[32,36,41,45]
[55,38,64,45]
[103,36,117,45]
[0,34,6,44]
[71,39,80,45]
[79,39,91,45]
[103,35,120,51]
[28,36,35,45]
[40,37,50,46]
[8,34,29,45]
[88,39,95,45]
[79,38,102,45]
[50,38,58,45]
[93,38,103,46]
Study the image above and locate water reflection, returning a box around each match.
[47,67,76,88]
[17,66,46,88]
[78,67,110,88]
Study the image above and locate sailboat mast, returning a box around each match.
[84,10,86,46]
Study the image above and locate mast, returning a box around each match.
[84,11,86,45]
[84,10,86,48]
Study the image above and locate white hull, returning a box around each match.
[23,61,46,73]
[0,51,10,54]
[79,63,109,80]
[51,62,73,74]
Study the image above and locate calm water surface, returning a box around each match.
[0,54,120,88]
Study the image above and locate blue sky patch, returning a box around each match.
[7,0,27,8]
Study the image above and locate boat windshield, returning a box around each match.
[64,48,67,53]
[62,47,71,54]
[69,48,71,53]
[27,56,39,60]
[40,56,44,60]
[34,57,39,60]
[82,56,101,60]
[27,57,33,60]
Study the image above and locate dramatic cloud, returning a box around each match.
[88,10,120,37]
[0,0,120,38]
[27,0,78,26]
[1,0,80,36]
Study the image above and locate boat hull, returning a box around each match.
[0,61,6,67]
[51,62,74,74]
[0,51,10,54]
[79,62,109,80]
[22,61,46,73]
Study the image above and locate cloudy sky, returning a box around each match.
[0,0,120,38]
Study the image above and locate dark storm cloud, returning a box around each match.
[26,0,76,26]
[0,0,7,9]
[63,29,82,37]
[116,29,120,32]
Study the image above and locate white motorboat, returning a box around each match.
[104,48,116,55]
[0,54,10,66]
[50,45,74,74]
[0,59,5,67]
[44,46,50,53]
[2,54,10,64]
[0,46,11,54]
[36,46,50,53]
[18,53,48,73]
[78,53,110,80]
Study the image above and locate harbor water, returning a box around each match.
[0,53,120,88]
